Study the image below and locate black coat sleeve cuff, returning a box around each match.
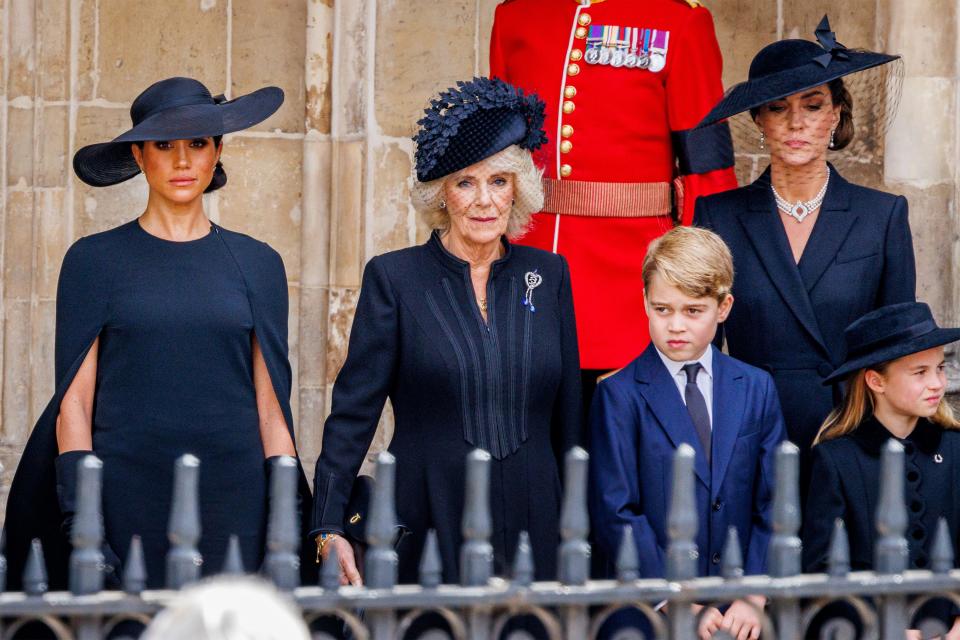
[672,121,735,175]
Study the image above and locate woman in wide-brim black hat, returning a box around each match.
[310,76,581,593]
[3,77,317,597]
[692,16,917,480]
[802,302,960,634]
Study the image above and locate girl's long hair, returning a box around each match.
[814,361,960,445]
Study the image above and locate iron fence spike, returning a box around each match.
[222,534,244,576]
[264,456,300,590]
[667,444,698,581]
[419,529,442,589]
[70,455,104,595]
[559,446,590,586]
[931,517,953,574]
[320,540,341,591]
[0,535,6,593]
[461,449,493,587]
[768,441,801,577]
[721,526,744,580]
[513,531,534,587]
[123,535,147,595]
[366,451,399,589]
[24,539,48,596]
[166,454,202,589]
[827,518,850,577]
[875,440,908,574]
[616,525,639,583]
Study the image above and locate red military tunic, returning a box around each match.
[491,0,737,369]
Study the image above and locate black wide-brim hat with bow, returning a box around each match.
[696,15,899,128]
[73,76,283,187]
[413,77,547,183]
[823,302,960,385]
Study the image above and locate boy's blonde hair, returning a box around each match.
[642,226,734,302]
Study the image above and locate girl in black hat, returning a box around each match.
[3,77,316,592]
[693,17,916,482]
[803,302,960,637]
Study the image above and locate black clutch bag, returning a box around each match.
[344,475,410,548]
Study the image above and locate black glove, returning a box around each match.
[54,450,90,540]
[54,450,122,589]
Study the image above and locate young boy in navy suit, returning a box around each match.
[589,226,786,640]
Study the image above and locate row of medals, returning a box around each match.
[584,46,667,72]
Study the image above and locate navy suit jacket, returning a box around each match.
[694,166,916,453]
[589,344,786,579]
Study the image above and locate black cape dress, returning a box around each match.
[3,220,315,590]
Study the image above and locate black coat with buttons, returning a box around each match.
[311,232,582,584]
[802,416,960,573]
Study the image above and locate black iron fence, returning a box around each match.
[1,441,959,639]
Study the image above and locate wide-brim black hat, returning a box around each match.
[823,302,960,385]
[413,77,547,182]
[73,76,283,187]
[697,16,899,129]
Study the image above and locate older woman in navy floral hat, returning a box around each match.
[311,77,582,588]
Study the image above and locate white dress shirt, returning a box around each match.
[654,345,714,427]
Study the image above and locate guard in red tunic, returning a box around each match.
[490,0,738,389]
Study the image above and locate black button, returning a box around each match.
[915,556,929,569]
[712,552,721,564]
[907,470,920,482]
[817,363,833,378]
[912,527,925,541]
[713,500,722,511]
[910,500,923,513]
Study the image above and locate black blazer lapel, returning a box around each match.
[737,173,829,354]
[709,350,745,499]
[634,346,711,489]
[797,168,858,293]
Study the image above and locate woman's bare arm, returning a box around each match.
[57,337,98,453]
[253,334,295,457]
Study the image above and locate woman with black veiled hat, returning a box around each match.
[3,77,316,592]
[692,17,916,478]
[311,77,582,588]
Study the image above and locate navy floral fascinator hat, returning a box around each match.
[697,15,900,128]
[413,77,547,182]
[73,76,283,190]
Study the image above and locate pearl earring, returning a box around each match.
[829,129,836,149]
[759,131,765,150]
[439,199,446,209]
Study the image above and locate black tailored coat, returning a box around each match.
[694,166,916,457]
[312,232,582,583]
[802,416,960,574]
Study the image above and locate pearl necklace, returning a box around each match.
[771,166,831,223]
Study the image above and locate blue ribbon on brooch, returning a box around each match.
[813,15,849,68]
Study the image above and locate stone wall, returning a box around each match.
[0,0,956,517]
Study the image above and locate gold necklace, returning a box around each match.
[479,298,488,313]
